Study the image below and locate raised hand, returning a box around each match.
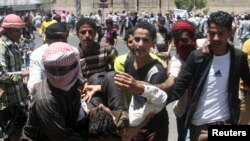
[114,72,144,94]
[82,85,101,102]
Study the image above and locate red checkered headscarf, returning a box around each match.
[2,14,25,29]
[42,42,80,89]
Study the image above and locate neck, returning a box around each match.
[213,44,229,56]
[80,43,93,55]
[134,54,153,69]
[5,34,16,43]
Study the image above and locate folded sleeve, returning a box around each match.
[141,84,168,108]
[129,84,168,127]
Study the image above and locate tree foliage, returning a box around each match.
[175,0,207,11]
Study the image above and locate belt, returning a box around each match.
[207,119,231,125]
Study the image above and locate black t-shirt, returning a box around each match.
[156,26,168,52]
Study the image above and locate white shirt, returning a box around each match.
[192,51,230,125]
[112,14,119,23]
[129,84,168,127]
[27,44,48,93]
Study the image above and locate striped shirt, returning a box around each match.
[0,35,28,110]
[125,57,169,140]
[78,42,118,79]
[21,79,86,141]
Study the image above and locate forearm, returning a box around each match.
[155,75,176,92]
[129,80,145,94]
[0,71,23,82]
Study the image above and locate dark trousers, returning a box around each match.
[0,106,27,140]
[87,71,128,111]
[132,109,169,141]
[176,113,190,141]
[190,124,208,141]
[190,120,230,141]
[119,21,126,36]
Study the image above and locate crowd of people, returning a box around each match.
[0,8,250,141]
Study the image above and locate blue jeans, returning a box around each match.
[176,113,190,141]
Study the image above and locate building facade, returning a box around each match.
[0,0,50,14]
[53,0,250,16]
[1,0,248,15]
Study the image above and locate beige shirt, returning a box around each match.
[169,54,191,117]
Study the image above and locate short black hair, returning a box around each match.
[53,14,61,22]
[88,107,117,138]
[46,12,52,18]
[105,19,113,26]
[158,16,166,23]
[207,11,233,31]
[23,16,29,22]
[76,17,97,34]
[124,27,134,41]
[133,21,156,40]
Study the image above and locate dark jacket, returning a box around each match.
[168,43,250,126]
[21,79,87,141]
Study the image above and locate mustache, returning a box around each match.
[82,39,93,42]
[210,41,220,46]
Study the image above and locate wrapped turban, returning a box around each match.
[171,20,195,35]
[42,42,79,89]
[45,22,69,40]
